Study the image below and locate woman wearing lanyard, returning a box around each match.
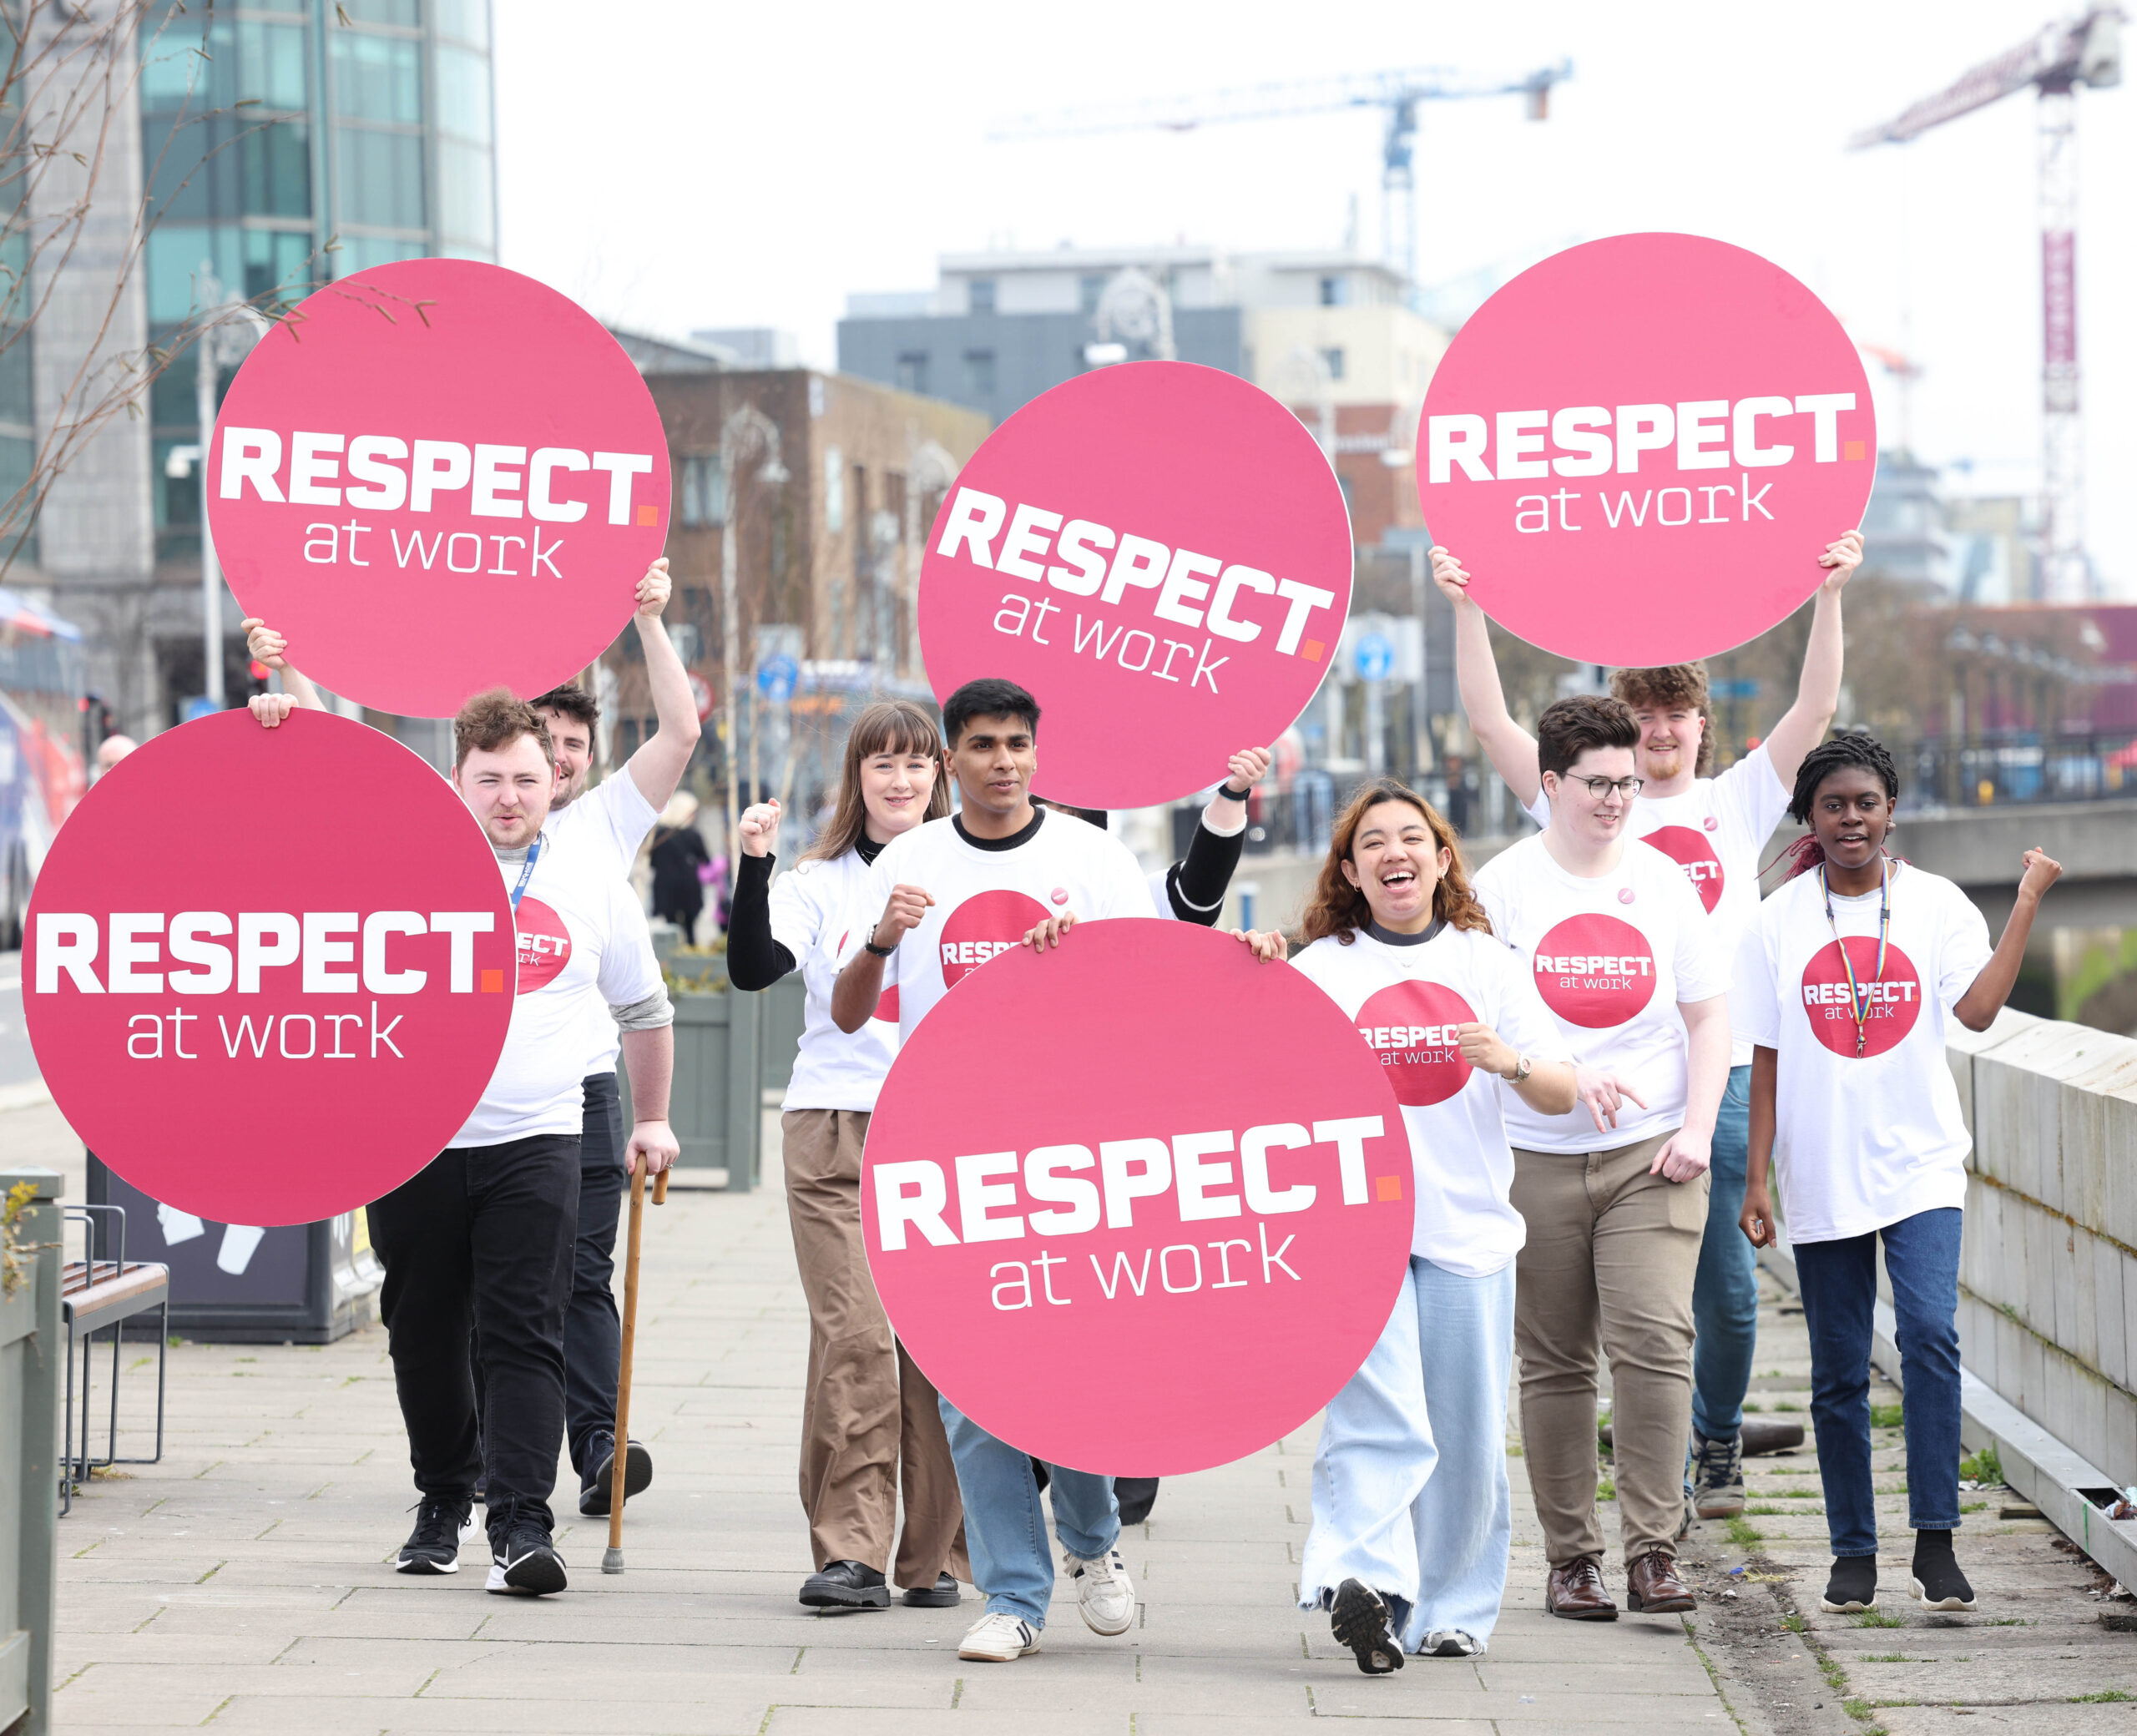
[725,701,967,1614]
[1236,780,1609,1672]
[1738,735,2059,1615]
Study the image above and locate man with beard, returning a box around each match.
[1432,529,1862,1532]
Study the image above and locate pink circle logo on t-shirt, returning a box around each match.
[513,896,573,993]
[1644,825,1726,914]
[1352,981,1478,1107]
[1531,914,1659,1028]
[938,889,1052,989]
[840,928,901,1025]
[1801,936,1922,1058]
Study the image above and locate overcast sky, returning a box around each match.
[495,0,2137,597]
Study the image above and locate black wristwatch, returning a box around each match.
[864,936,897,957]
[1220,782,1254,800]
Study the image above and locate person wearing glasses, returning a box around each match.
[1435,531,1862,1531]
[1737,734,2059,1616]
[1471,695,1730,1622]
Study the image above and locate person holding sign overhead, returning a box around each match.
[1436,529,1861,1529]
[1230,780,1599,1671]
[1470,695,1730,1621]
[723,701,971,1616]
[1736,734,2059,1617]
[831,678,1156,1664]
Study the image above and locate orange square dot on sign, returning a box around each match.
[1374,1173,1403,1203]
[635,503,658,526]
[1302,638,1325,664]
[1844,440,1866,461]
[481,968,505,993]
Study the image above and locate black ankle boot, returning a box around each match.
[1910,1528,1975,1611]
[1821,1554,1878,1612]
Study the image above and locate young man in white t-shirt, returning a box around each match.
[1435,530,1862,1523]
[831,679,1153,1664]
[1472,695,1730,1622]
[248,688,678,1597]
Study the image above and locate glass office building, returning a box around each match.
[141,0,497,562]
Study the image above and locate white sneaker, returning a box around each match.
[1423,1628,1483,1658]
[957,1609,1041,1662]
[1066,1546,1135,1636]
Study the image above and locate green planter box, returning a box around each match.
[1,1167,63,1736]
[619,989,763,1189]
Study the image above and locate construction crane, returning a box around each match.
[988,63,1572,303]
[1849,8,2123,603]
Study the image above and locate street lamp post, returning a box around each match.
[719,403,788,865]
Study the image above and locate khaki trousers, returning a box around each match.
[784,1109,969,1587]
[1510,1129,1708,1567]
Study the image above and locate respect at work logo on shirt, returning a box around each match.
[1530,913,1658,1027]
[1643,825,1725,914]
[1352,981,1478,1108]
[937,890,1053,989]
[514,897,572,994]
[1801,936,1922,1058]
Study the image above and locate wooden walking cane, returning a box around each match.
[600,1154,669,1573]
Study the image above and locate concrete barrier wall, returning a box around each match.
[1947,1008,2137,1491]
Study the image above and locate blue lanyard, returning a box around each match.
[509,837,542,913]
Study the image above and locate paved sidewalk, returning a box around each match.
[23,1096,2131,1733]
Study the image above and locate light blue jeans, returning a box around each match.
[1298,1257,1516,1650]
[938,1397,1118,1627]
[1690,1064,1760,1446]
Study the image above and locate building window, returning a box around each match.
[967,278,996,314]
[1320,346,1346,381]
[679,453,727,527]
[824,447,845,533]
[895,351,929,395]
[963,349,995,397]
[1319,275,1350,307]
[1079,274,1105,315]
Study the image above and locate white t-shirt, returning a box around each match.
[769,848,899,1113]
[1473,835,1727,1155]
[452,823,665,1148]
[551,769,664,1078]
[1526,747,1790,1068]
[1289,926,1565,1276]
[867,810,1157,1042]
[1739,863,1992,1244]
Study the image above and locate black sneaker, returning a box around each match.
[800,1560,891,1612]
[1911,1529,1975,1612]
[902,1572,962,1608]
[1331,1577,1405,1674]
[1688,1430,1745,1519]
[578,1435,654,1516]
[1821,1554,1878,1613]
[487,1521,568,1596]
[395,1496,472,1575]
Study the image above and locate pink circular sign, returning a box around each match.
[863,920,1410,1476]
[918,362,1352,811]
[208,259,670,718]
[1417,234,1874,666]
[23,710,516,1225]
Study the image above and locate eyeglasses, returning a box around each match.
[1562,775,1644,800]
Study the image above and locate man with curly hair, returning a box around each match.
[1434,530,1862,1533]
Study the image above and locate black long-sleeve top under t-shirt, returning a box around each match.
[1162,814,1245,926]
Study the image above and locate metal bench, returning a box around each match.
[59,1205,168,1515]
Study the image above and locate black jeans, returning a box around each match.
[564,1072,628,1476]
[370,1135,580,1535]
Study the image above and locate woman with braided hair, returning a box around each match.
[1736,734,2060,1617]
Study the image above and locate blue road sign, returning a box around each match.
[1354,633,1395,682]
[756,654,799,702]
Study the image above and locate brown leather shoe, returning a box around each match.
[1545,1557,1619,1621]
[1626,1551,1695,1613]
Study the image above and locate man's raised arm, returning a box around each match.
[1759,530,1862,787]
[1432,547,1543,810]
[241,618,326,727]
[621,558,703,812]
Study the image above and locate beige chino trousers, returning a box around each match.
[783,1109,969,1587]
[1510,1128,1708,1567]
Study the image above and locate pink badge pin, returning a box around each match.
[1051,888,1069,906]
[1619,887,1636,904]
[1703,816,1720,832]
